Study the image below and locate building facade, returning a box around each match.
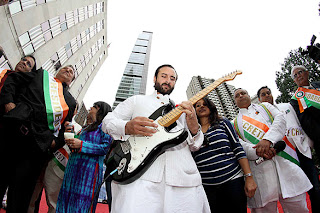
[186,75,239,120]
[112,31,153,109]
[251,94,260,104]
[0,0,108,124]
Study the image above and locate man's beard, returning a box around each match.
[154,81,174,95]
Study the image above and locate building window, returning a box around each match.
[19,32,31,46]
[60,14,66,22]
[77,35,82,48]
[41,21,50,32]
[0,49,12,71]
[84,6,88,19]
[74,9,79,24]
[8,1,22,15]
[44,31,52,42]
[23,44,34,55]
[37,0,46,5]
[60,22,67,32]
[65,42,72,58]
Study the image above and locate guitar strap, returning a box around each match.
[169,98,176,109]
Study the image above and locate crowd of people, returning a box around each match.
[0,52,320,213]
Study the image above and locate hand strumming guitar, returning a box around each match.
[125,117,158,137]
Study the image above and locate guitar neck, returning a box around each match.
[158,79,224,127]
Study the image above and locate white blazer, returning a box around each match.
[276,103,313,159]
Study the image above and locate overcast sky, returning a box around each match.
[83,0,320,109]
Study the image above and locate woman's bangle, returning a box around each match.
[244,173,252,178]
[191,124,201,137]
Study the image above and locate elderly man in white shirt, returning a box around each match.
[102,64,210,213]
[233,88,312,213]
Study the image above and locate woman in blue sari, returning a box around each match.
[56,101,113,213]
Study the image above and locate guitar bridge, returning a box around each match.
[120,141,132,154]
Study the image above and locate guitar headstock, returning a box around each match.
[222,70,243,82]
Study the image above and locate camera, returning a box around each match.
[302,35,320,62]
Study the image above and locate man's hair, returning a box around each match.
[23,55,37,72]
[291,65,307,79]
[234,88,248,98]
[154,64,178,81]
[257,86,271,98]
[60,64,76,81]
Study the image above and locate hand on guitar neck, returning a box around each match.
[179,101,199,136]
[125,117,158,136]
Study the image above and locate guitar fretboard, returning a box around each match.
[157,71,242,127]
[158,79,224,127]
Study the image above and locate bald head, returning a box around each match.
[234,88,251,109]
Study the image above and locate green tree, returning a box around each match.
[275,47,320,103]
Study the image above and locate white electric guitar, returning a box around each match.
[105,70,242,184]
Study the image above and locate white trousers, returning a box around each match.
[251,193,308,213]
[111,178,210,213]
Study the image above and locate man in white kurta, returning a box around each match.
[257,85,320,212]
[257,86,314,159]
[102,65,210,213]
[234,88,312,213]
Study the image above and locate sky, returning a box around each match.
[83,0,320,108]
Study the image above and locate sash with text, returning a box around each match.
[234,104,299,166]
[292,87,320,113]
[43,70,70,170]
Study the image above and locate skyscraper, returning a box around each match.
[112,31,153,109]
[186,75,239,120]
[0,0,108,125]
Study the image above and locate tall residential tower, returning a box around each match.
[112,31,153,109]
[186,75,239,120]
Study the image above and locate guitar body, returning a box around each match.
[105,105,188,184]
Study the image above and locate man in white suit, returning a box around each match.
[257,85,320,213]
[102,64,210,213]
[233,88,311,213]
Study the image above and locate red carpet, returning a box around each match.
[0,189,109,213]
[0,191,311,213]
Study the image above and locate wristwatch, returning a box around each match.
[244,173,253,178]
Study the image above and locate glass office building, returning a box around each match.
[112,31,153,109]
